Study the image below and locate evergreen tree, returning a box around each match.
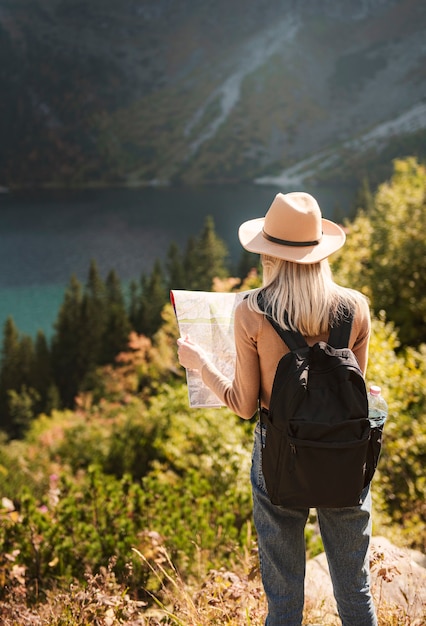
[101,270,131,363]
[51,274,84,406]
[134,261,168,337]
[0,317,21,392]
[184,216,229,291]
[0,317,21,435]
[183,235,198,288]
[18,334,35,388]
[7,386,40,439]
[166,241,186,290]
[79,259,107,372]
[128,279,140,330]
[236,249,260,281]
[31,330,56,415]
[52,262,113,405]
[0,319,42,437]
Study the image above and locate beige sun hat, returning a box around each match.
[238,191,346,264]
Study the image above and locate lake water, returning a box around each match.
[0,183,357,337]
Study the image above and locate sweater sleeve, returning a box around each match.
[200,301,261,419]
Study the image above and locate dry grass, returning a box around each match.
[1,543,424,625]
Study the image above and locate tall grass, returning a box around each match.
[1,542,424,625]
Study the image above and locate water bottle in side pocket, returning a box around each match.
[368,385,388,428]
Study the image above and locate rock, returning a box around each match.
[304,536,426,625]
[369,536,426,622]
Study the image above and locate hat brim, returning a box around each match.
[238,217,346,264]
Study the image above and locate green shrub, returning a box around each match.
[0,468,150,601]
[367,316,426,550]
[0,385,255,599]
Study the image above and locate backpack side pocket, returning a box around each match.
[364,426,383,486]
[260,411,289,505]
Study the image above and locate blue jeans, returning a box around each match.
[251,421,377,626]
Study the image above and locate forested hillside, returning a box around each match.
[1,0,425,188]
[0,157,425,624]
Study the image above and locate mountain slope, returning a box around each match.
[0,0,425,188]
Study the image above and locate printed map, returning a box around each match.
[171,289,249,407]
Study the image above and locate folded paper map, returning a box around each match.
[171,289,249,407]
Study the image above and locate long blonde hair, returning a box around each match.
[246,254,365,336]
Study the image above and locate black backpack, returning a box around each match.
[259,305,383,508]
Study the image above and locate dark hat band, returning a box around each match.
[262,228,322,247]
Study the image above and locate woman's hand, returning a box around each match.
[177,335,208,371]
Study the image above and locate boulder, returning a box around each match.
[304,536,426,625]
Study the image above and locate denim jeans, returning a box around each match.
[251,421,377,626]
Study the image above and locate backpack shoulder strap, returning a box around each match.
[266,314,308,351]
[328,305,354,348]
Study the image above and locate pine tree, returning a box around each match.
[237,249,260,282]
[183,216,229,291]
[101,270,131,363]
[166,241,186,290]
[18,335,40,436]
[51,274,84,406]
[0,319,42,437]
[0,317,21,434]
[183,235,198,288]
[31,330,56,415]
[128,279,140,330]
[0,317,20,392]
[18,334,35,388]
[134,261,168,337]
[79,259,107,372]
[7,386,40,439]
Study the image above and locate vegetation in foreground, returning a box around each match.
[0,157,425,624]
[1,541,424,625]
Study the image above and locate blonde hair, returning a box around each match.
[246,255,365,336]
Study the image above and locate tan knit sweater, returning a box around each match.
[201,295,371,419]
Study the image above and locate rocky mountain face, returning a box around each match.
[0,0,425,188]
